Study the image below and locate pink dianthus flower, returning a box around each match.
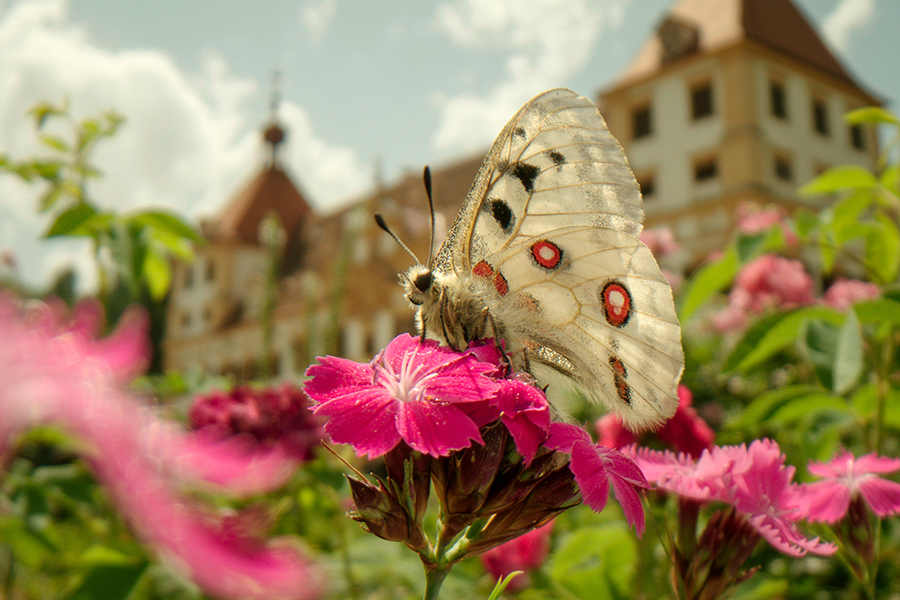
[801,450,900,523]
[480,521,554,592]
[0,296,321,600]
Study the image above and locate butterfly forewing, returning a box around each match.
[433,88,683,429]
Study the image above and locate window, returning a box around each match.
[774,154,793,181]
[813,98,829,135]
[632,104,652,139]
[183,265,194,288]
[691,81,713,119]
[770,80,787,119]
[850,123,866,150]
[205,259,215,282]
[637,175,656,200]
[694,158,718,182]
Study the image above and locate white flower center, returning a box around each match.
[376,347,438,403]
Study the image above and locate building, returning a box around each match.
[163,0,881,378]
[598,0,880,263]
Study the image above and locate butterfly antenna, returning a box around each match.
[423,165,436,268]
[374,213,421,264]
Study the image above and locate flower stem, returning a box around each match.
[422,564,451,600]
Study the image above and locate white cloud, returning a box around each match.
[300,0,338,43]
[822,0,875,53]
[0,0,368,292]
[430,0,627,154]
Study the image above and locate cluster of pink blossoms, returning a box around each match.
[714,253,880,332]
[0,296,322,600]
[304,334,650,564]
[630,439,835,557]
[735,202,799,246]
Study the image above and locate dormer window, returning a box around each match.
[657,15,699,64]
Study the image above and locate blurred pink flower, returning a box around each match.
[546,423,649,536]
[596,385,713,459]
[305,334,504,458]
[822,278,880,311]
[640,226,679,257]
[630,440,834,556]
[190,383,323,462]
[801,450,900,523]
[480,521,554,592]
[736,203,799,246]
[714,254,815,332]
[0,296,322,600]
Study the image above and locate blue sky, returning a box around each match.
[0,0,897,290]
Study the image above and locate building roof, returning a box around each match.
[611,0,877,100]
[208,122,313,247]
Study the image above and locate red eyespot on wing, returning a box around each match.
[600,280,632,328]
[473,260,494,279]
[530,240,563,270]
[609,355,632,406]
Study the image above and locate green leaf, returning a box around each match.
[866,214,900,283]
[769,393,851,425]
[62,557,148,600]
[882,164,899,196]
[723,306,844,373]
[129,210,203,242]
[854,298,900,324]
[794,207,819,240]
[844,106,899,125]
[142,250,172,300]
[39,133,70,152]
[149,227,195,261]
[833,309,863,394]
[804,319,839,390]
[44,203,98,237]
[678,246,740,321]
[28,99,66,129]
[726,385,822,432]
[800,165,877,196]
[550,523,636,600]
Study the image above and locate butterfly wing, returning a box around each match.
[436,88,683,429]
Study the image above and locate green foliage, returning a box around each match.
[0,98,202,304]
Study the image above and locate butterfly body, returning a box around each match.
[400,89,683,430]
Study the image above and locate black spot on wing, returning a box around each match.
[548,150,565,166]
[490,199,514,231]
[511,162,540,193]
[513,126,527,139]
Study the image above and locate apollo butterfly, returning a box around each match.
[396,88,683,430]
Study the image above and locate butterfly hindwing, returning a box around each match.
[438,88,683,429]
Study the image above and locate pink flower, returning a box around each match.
[640,226,679,257]
[546,423,649,536]
[190,383,323,462]
[0,296,322,600]
[480,521,554,592]
[822,278,880,311]
[736,203,799,246]
[305,334,503,458]
[596,385,713,459]
[801,450,900,522]
[714,254,815,331]
[630,440,834,556]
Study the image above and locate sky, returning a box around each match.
[0,0,897,292]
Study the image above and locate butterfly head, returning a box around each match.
[402,265,435,306]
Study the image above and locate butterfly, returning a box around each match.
[396,88,683,430]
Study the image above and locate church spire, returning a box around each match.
[263,70,285,166]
